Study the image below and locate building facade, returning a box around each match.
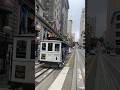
[0,0,35,74]
[42,0,69,38]
[85,0,96,51]
[0,0,19,74]
[43,0,62,32]
[61,0,69,36]
[106,0,120,54]
[35,0,44,41]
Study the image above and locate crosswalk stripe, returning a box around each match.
[48,67,70,90]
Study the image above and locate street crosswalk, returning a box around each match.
[48,67,70,90]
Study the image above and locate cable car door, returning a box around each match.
[10,36,35,89]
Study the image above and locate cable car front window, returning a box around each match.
[48,43,53,51]
[42,43,46,51]
[16,40,27,58]
[55,44,60,51]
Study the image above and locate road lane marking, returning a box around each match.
[48,67,70,90]
[65,48,75,67]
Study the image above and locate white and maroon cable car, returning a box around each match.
[10,34,35,89]
[38,40,69,68]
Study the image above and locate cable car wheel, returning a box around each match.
[58,62,64,68]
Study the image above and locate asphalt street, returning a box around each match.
[86,48,120,90]
[35,47,85,90]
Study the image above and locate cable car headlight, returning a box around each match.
[41,54,46,59]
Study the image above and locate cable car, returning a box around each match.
[9,34,35,90]
[38,40,69,68]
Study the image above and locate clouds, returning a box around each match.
[68,0,85,41]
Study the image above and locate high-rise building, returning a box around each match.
[61,0,69,36]
[43,0,62,31]
[80,8,85,48]
[67,20,73,45]
[67,20,72,38]
[72,33,75,42]
[106,0,120,54]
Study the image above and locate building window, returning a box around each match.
[117,15,120,21]
[48,43,53,51]
[15,65,25,79]
[16,40,27,58]
[27,16,35,33]
[116,40,120,45]
[116,32,120,37]
[116,23,120,29]
[19,5,28,34]
[20,5,35,34]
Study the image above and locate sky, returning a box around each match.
[68,0,85,42]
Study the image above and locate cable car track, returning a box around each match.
[35,69,54,87]
[35,68,49,79]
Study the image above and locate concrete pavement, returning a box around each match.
[86,48,120,90]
